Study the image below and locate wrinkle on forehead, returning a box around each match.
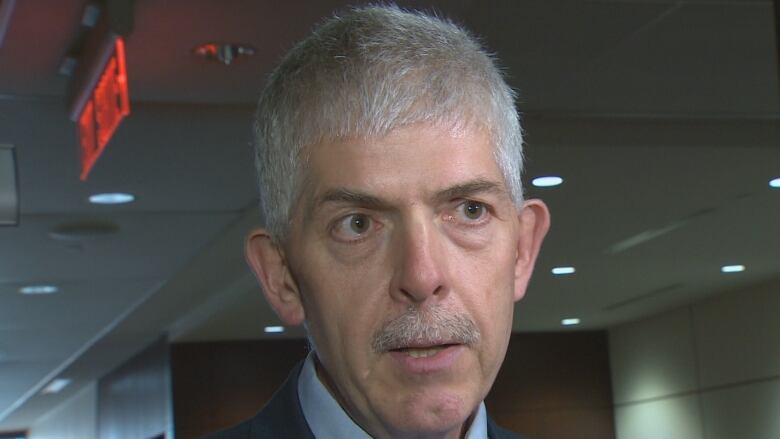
[292,121,502,225]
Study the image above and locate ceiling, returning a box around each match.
[0,0,778,431]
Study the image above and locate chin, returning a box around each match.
[383,390,476,438]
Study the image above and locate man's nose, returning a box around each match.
[390,216,449,304]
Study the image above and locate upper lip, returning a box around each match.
[389,342,458,351]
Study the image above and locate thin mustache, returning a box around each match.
[371,307,481,353]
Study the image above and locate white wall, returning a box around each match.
[27,382,97,439]
[609,278,780,439]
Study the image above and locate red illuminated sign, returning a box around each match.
[78,37,130,181]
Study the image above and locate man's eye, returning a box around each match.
[332,213,373,241]
[459,200,487,221]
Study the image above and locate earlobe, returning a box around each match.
[245,229,306,325]
[513,199,551,302]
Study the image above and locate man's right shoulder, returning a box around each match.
[200,361,314,439]
[202,406,313,439]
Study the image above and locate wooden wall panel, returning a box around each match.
[172,333,614,439]
[487,332,615,439]
[170,339,309,439]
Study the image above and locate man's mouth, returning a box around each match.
[391,344,456,358]
[387,343,465,373]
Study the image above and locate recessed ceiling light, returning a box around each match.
[770,177,780,188]
[41,378,71,394]
[721,264,745,273]
[551,266,576,275]
[532,176,563,187]
[19,285,58,295]
[88,192,135,205]
[264,326,285,334]
[562,318,581,326]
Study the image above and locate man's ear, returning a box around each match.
[245,229,305,325]
[513,199,551,302]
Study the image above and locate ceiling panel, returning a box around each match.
[463,0,677,110]
[0,100,257,214]
[550,2,779,113]
[518,124,780,329]
[0,361,59,413]
[0,212,238,282]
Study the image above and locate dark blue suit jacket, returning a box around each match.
[205,362,525,438]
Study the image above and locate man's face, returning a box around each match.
[248,122,548,438]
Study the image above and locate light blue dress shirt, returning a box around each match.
[298,353,488,438]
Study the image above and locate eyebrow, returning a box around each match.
[434,178,507,203]
[317,189,390,210]
[315,178,507,211]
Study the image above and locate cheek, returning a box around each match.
[453,240,517,342]
[296,246,391,352]
[453,229,517,293]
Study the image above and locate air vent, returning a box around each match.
[49,220,120,241]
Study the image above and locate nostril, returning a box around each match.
[398,284,444,302]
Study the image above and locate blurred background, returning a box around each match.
[0,0,778,438]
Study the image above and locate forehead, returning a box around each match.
[299,123,508,208]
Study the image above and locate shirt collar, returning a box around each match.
[297,352,488,438]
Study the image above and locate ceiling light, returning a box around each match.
[561,318,581,326]
[721,264,745,273]
[88,192,135,205]
[19,285,59,295]
[41,378,71,394]
[770,177,780,188]
[532,176,563,187]
[264,326,285,334]
[551,266,576,275]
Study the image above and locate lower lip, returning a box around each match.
[388,345,465,374]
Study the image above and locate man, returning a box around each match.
[210,5,549,439]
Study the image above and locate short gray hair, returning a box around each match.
[254,5,524,242]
